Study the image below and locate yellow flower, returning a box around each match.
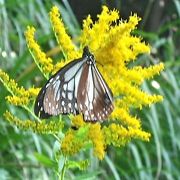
[25,26,53,78]
[88,123,105,160]
[110,107,141,128]
[6,95,29,106]
[0,69,27,96]
[102,123,151,147]
[4,111,63,134]
[80,6,119,51]
[61,129,85,156]
[49,6,80,61]
[27,87,40,97]
[1,5,164,161]
[71,115,86,128]
[0,69,41,107]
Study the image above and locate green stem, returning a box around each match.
[28,48,49,80]
[61,156,67,180]
[23,105,41,122]
[57,156,67,180]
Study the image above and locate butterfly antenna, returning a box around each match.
[96,61,104,67]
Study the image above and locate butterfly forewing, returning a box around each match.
[34,46,114,122]
[34,58,86,118]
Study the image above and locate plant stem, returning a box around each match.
[60,156,67,180]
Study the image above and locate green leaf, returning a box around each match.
[67,159,89,170]
[34,152,57,168]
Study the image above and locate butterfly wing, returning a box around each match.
[77,63,114,122]
[35,46,114,121]
[34,58,86,118]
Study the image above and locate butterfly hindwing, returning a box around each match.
[93,65,114,120]
[77,61,114,122]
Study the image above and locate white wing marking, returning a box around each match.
[67,78,74,92]
[88,65,94,104]
[64,61,84,81]
[74,67,83,98]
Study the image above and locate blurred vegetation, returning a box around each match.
[0,0,179,179]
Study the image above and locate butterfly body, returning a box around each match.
[34,46,114,122]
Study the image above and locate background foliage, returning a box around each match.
[0,0,179,179]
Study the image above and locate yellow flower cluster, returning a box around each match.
[49,6,80,61]
[112,80,163,108]
[61,129,85,156]
[88,124,105,160]
[0,5,164,161]
[71,115,86,128]
[119,63,164,85]
[80,6,119,51]
[6,95,29,106]
[25,26,53,77]
[0,69,39,106]
[135,62,165,80]
[50,5,163,159]
[0,69,27,96]
[102,123,151,147]
[110,107,141,128]
[4,111,63,134]
[61,123,105,160]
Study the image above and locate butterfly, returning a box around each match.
[34,46,114,122]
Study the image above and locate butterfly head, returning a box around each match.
[83,46,95,65]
